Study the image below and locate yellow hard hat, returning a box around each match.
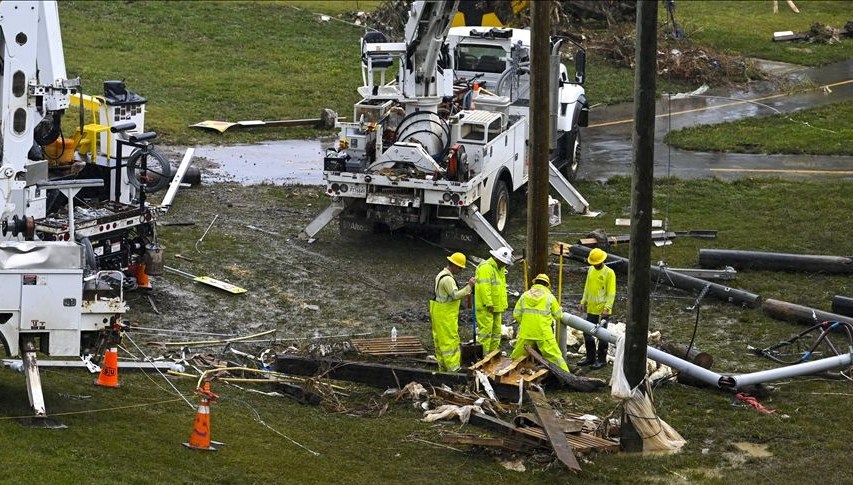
[533,273,550,287]
[588,248,607,265]
[447,252,467,268]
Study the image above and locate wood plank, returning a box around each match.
[442,433,533,452]
[467,412,549,449]
[527,390,581,472]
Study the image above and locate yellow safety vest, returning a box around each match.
[430,270,462,344]
[580,265,616,315]
[475,257,508,312]
[513,284,561,340]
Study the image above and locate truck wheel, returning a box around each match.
[560,131,581,182]
[488,180,509,233]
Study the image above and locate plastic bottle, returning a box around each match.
[391,326,398,344]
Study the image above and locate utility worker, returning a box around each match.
[510,274,569,372]
[577,248,616,370]
[430,252,475,372]
[474,246,513,354]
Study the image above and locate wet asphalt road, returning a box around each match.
[195,60,853,184]
[581,59,853,181]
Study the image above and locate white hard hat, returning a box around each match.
[489,246,513,266]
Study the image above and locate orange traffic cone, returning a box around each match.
[183,383,223,451]
[94,347,120,387]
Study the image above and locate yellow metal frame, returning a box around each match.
[69,93,111,161]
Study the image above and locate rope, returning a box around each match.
[0,398,184,421]
[123,333,196,409]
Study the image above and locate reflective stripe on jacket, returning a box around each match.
[474,257,508,312]
[513,284,562,340]
[434,268,470,303]
[580,264,616,315]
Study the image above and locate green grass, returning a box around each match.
[673,0,853,65]
[60,1,370,146]
[665,100,853,154]
[58,1,852,146]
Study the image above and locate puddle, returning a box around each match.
[732,442,773,458]
[195,139,329,186]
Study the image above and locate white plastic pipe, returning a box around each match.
[561,312,853,389]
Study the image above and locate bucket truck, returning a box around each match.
[0,0,166,424]
[304,0,590,251]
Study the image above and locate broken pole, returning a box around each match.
[567,244,761,308]
[698,249,853,274]
[527,389,581,472]
[524,345,606,392]
[273,355,522,401]
[832,295,853,317]
[763,298,853,327]
[622,0,658,453]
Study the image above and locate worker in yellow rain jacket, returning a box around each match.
[430,252,475,372]
[474,246,512,353]
[577,248,617,370]
[509,274,569,372]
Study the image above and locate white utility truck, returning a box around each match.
[304,0,590,250]
[0,0,170,424]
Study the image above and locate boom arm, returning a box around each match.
[402,0,459,98]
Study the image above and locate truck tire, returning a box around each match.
[559,130,581,182]
[488,180,510,233]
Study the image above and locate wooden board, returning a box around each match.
[528,390,581,472]
[351,336,426,356]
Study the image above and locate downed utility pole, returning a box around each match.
[564,244,761,308]
[699,249,853,274]
[832,295,853,317]
[763,298,853,327]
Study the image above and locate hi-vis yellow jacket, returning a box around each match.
[580,265,616,315]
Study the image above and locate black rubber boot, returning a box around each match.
[577,337,597,366]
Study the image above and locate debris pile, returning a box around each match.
[590,26,762,85]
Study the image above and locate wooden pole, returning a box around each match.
[621,0,657,453]
[525,0,551,282]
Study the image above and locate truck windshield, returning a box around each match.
[455,45,506,73]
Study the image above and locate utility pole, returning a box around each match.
[526,0,551,282]
[621,0,657,452]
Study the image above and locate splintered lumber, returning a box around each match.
[442,433,536,452]
[699,249,853,274]
[527,390,581,472]
[832,295,853,317]
[470,350,548,386]
[514,413,584,434]
[468,412,550,448]
[511,424,620,453]
[351,336,427,356]
[763,299,853,327]
[555,242,762,308]
[525,345,606,392]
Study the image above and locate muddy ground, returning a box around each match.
[131,152,607,357]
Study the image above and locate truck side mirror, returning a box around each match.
[575,50,586,85]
